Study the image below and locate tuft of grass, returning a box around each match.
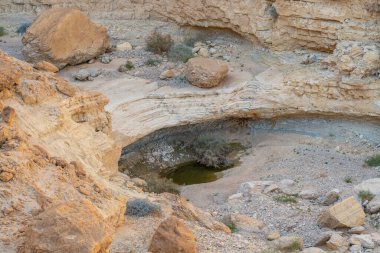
[119,61,135,72]
[358,190,374,202]
[274,195,298,204]
[16,23,31,35]
[143,175,180,195]
[145,30,173,55]
[283,241,302,252]
[0,26,6,37]
[365,154,380,167]
[126,199,161,217]
[145,58,161,67]
[344,176,353,184]
[225,223,238,233]
[167,43,194,63]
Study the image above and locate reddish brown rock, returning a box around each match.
[149,216,196,253]
[185,57,228,88]
[22,8,111,69]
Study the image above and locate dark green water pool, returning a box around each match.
[163,161,229,185]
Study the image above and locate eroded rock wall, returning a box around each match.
[0,51,125,252]
[1,0,379,51]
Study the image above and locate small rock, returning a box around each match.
[78,185,91,196]
[318,196,365,229]
[273,236,304,251]
[314,232,334,246]
[349,244,362,253]
[116,42,132,51]
[368,194,380,214]
[299,188,319,200]
[160,69,175,80]
[349,226,365,234]
[99,54,112,64]
[185,57,228,88]
[350,235,375,249]
[131,178,147,187]
[209,48,217,55]
[88,59,95,64]
[239,181,274,196]
[267,231,281,241]
[228,193,243,200]
[73,69,102,81]
[354,178,380,195]
[198,48,209,57]
[302,247,326,253]
[192,47,200,54]
[149,216,196,253]
[0,171,14,182]
[326,233,347,250]
[301,54,318,65]
[321,189,340,206]
[33,61,59,73]
[230,214,265,233]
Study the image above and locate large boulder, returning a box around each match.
[22,200,114,253]
[149,216,196,253]
[317,196,365,229]
[22,8,111,69]
[185,57,228,88]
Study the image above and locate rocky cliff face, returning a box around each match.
[0,51,125,252]
[1,0,379,52]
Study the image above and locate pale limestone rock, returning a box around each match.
[326,233,347,250]
[350,235,375,249]
[318,197,365,229]
[302,247,326,253]
[267,231,281,241]
[185,57,228,88]
[355,178,380,195]
[149,216,196,253]
[116,42,132,51]
[22,8,111,69]
[349,226,365,234]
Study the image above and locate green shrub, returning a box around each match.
[358,190,374,202]
[145,30,173,54]
[118,61,135,72]
[344,176,353,184]
[274,195,298,204]
[16,23,31,35]
[143,175,180,195]
[283,241,303,252]
[126,199,161,217]
[168,43,193,63]
[145,58,161,67]
[365,155,380,167]
[0,27,6,37]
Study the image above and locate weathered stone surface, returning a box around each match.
[22,200,114,253]
[368,194,380,214]
[33,61,59,73]
[350,234,375,249]
[318,197,365,229]
[185,57,228,88]
[267,231,281,241]
[231,214,266,233]
[149,216,196,253]
[321,189,340,206]
[22,8,111,69]
[302,247,326,253]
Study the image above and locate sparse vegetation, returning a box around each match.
[145,30,173,54]
[143,175,180,195]
[145,58,161,67]
[283,241,303,252]
[344,176,353,184]
[183,31,209,47]
[119,60,135,72]
[167,43,193,63]
[126,198,161,217]
[358,190,374,202]
[365,154,380,167]
[16,23,31,35]
[274,195,298,204]
[0,26,6,37]
[221,216,238,233]
[260,250,281,253]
